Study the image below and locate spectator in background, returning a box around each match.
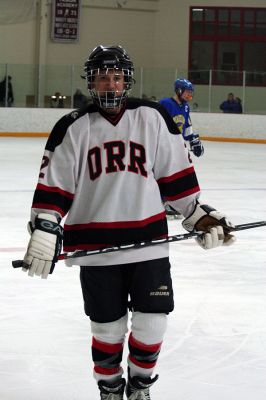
[0,75,14,107]
[73,88,88,108]
[141,93,149,100]
[220,93,242,114]
[50,92,65,108]
[235,97,243,114]
[141,94,157,102]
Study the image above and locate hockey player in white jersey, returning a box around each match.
[21,45,236,400]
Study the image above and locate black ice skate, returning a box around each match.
[126,374,159,399]
[164,203,183,220]
[98,378,126,400]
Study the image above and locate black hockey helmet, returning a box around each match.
[84,45,134,110]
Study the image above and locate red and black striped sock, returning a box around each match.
[128,332,162,375]
[92,336,124,378]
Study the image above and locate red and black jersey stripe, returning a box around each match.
[32,183,74,217]
[63,212,168,251]
[157,166,200,201]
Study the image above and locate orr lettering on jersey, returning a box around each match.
[38,140,147,182]
[88,140,147,181]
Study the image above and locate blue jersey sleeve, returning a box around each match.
[159,97,193,139]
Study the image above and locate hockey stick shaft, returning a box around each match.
[58,220,266,259]
[231,220,266,231]
[12,220,266,268]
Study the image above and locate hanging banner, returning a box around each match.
[51,0,81,43]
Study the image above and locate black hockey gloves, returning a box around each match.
[23,213,63,278]
[190,135,204,157]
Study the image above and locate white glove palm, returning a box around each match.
[23,213,63,278]
[182,202,236,250]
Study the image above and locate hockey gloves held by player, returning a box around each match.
[190,135,204,157]
[23,213,63,279]
[182,202,236,249]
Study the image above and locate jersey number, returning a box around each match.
[39,156,49,178]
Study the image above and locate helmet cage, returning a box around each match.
[84,45,134,110]
[86,67,133,110]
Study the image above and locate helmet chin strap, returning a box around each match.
[174,92,183,105]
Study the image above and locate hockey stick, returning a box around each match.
[12,220,266,269]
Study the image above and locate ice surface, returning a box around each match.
[0,138,265,399]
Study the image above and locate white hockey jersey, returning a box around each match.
[31,98,200,266]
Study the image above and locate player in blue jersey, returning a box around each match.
[159,78,204,157]
[160,78,204,219]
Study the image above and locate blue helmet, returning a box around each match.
[174,78,194,94]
